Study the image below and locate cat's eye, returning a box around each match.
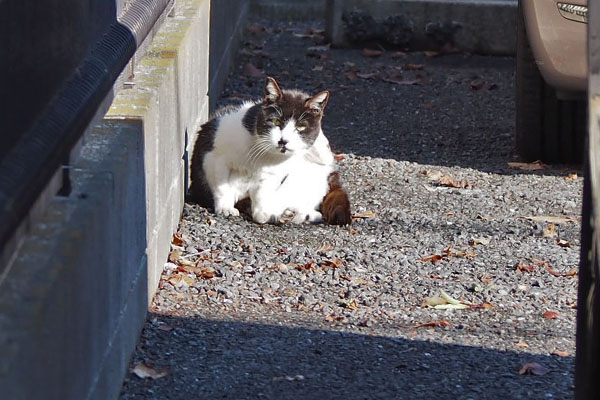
[271,118,281,126]
[297,126,306,132]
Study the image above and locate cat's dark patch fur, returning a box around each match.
[189,118,218,208]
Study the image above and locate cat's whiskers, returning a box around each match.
[247,138,273,166]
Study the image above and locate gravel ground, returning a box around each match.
[120,20,583,399]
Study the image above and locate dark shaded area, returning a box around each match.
[121,314,573,399]
[0,0,117,161]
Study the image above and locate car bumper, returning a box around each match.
[521,0,587,93]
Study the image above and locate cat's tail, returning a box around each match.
[321,172,352,226]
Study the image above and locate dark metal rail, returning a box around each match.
[0,0,171,272]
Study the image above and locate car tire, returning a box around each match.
[515,1,586,164]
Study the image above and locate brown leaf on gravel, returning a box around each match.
[167,273,195,287]
[468,302,494,310]
[296,262,316,271]
[356,71,383,80]
[443,247,476,259]
[543,311,559,319]
[247,24,266,34]
[519,362,549,376]
[169,249,181,263]
[508,160,548,171]
[316,241,333,253]
[516,262,535,273]
[470,79,487,90]
[243,62,265,78]
[352,211,376,219]
[390,51,407,58]
[334,153,345,161]
[339,299,359,311]
[132,363,168,380]
[552,348,569,357]
[545,265,578,277]
[520,215,577,224]
[516,341,529,348]
[381,75,424,86]
[307,43,330,53]
[362,48,383,57]
[413,319,452,329]
[326,314,344,323]
[556,239,571,247]
[399,63,424,71]
[420,254,444,263]
[172,233,185,247]
[437,175,472,189]
[345,70,359,81]
[321,258,344,268]
[566,173,578,180]
[542,223,558,238]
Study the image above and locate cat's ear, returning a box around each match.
[306,91,329,113]
[264,77,282,103]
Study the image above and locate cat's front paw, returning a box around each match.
[252,209,277,224]
[291,210,323,224]
[215,206,240,217]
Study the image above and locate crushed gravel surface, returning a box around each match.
[120,20,582,399]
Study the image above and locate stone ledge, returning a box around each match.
[326,0,517,55]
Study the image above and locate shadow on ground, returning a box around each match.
[121,313,573,399]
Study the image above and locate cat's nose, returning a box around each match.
[278,138,288,148]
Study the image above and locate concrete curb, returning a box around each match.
[250,0,326,21]
[326,0,517,55]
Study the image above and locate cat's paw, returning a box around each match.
[292,210,323,224]
[252,210,277,224]
[278,209,296,224]
[215,206,240,217]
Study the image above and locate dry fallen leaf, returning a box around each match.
[422,295,446,307]
[519,362,549,376]
[420,254,444,263]
[557,239,571,247]
[507,160,548,171]
[543,311,559,319]
[316,241,333,253]
[552,348,569,357]
[516,341,529,348]
[132,363,168,379]
[247,24,266,34]
[356,71,382,80]
[470,79,486,90]
[172,233,185,247]
[413,319,452,329]
[362,48,383,57]
[437,175,472,189]
[399,63,424,71]
[516,262,535,273]
[520,215,576,224]
[345,70,359,81]
[167,273,195,287]
[243,62,265,78]
[545,265,577,277]
[381,75,424,86]
[542,223,557,238]
[566,173,578,180]
[307,43,331,53]
[352,211,376,219]
[469,237,491,246]
[390,51,406,58]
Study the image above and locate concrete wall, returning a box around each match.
[0,0,248,398]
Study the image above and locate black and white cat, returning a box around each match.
[189,77,351,225]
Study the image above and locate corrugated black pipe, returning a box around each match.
[0,0,171,272]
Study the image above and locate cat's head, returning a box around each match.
[256,77,329,157]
